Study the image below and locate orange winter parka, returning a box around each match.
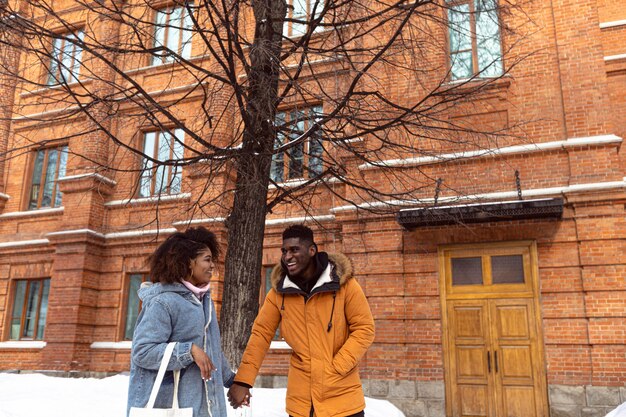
[234,252,375,417]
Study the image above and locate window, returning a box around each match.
[47,30,84,85]
[261,266,282,340]
[442,243,532,296]
[27,145,68,210]
[271,105,324,183]
[152,4,194,65]
[447,0,502,80]
[284,0,325,37]
[9,279,50,341]
[124,273,149,340]
[139,129,184,197]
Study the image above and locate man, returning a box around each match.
[228,225,375,417]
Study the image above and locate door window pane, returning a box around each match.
[491,255,524,284]
[451,257,483,285]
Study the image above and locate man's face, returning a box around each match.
[281,237,316,279]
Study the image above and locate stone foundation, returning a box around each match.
[549,385,626,417]
[254,378,626,417]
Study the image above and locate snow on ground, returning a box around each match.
[0,373,406,417]
[606,403,626,417]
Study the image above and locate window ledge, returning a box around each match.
[270,340,291,350]
[443,74,512,90]
[124,54,212,76]
[269,176,340,190]
[90,341,132,349]
[105,193,191,208]
[0,341,46,349]
[284,26,337,42]
[20,79,91,99]
[0,207,64,219]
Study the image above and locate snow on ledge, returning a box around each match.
[105,193,191,207]
[605,54,626,62]
[58,173,117,186]
[331,179,626,213]
[172,217,227,227]
[359,134,622,170]
[105,228,178,239]
[270,341,291,350]
[0,207,64,218]
[0,239,50,248]
[265,215,335,226]
[600,20,626,29]
[0,341,46,349]
[46,229,105,239]
[91,341,132,349]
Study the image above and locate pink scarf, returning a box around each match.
[181,280,210,300]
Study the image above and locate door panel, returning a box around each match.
[459,385,489,417]
[448,301,494,417]
[499,346,533,379]
[491,299,545,417]
[501,386,537,417]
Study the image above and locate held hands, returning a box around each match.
[227,383,251,409]
[190,344,216,380]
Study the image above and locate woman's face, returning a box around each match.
[189,247,214,287]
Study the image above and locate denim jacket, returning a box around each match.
[127,282,235,417]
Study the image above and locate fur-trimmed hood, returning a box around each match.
[270,252,353,290]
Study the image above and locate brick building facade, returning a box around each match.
[0,1,624,416]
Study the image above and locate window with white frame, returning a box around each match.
[152,4,194,65]
[27,145,68,210]
[447,0,503,80]
[271,105,324,183]
[139,129,184,197]
[47,30,84,85]
[9,278,51,341]
[284,0,325,37]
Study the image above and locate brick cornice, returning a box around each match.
[57,173,116,196]
[46,228,106,246]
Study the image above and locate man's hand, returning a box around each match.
[190,344,216,380]
[227,384,251,409]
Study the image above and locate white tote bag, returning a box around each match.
[130,342,193,417]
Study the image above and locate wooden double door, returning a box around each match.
[440,242,548,417]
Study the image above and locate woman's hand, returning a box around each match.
[191,344,216,380]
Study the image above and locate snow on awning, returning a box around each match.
[396,198,564,229]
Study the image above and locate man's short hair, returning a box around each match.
[282,225,314,245]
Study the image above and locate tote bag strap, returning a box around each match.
[145,342,177,409]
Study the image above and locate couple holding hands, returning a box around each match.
[127,225,375,417]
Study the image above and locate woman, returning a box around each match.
[127,227,234,417]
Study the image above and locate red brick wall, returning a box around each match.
[0,0,623,397]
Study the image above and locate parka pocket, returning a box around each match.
[321,361,360,402]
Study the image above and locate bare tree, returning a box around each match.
[0,0,534,364]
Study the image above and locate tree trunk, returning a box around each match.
[220,0,286,366]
